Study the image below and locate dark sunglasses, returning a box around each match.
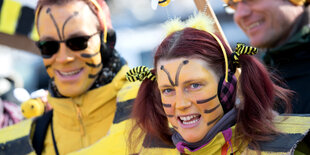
[36,31,101,58]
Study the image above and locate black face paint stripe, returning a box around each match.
[166,114,174,118]
[160,65,175,86]
[162,103,172,108]
[46,8,62,40]
[88,70,101,78]
[172,126,178,130]
[204,104,220,113]
[207,115,221,126]
[158,0,168,4]
[45,65,51,69]
[175,60,188,86]
[86,62,102,68]
[197,94,217,104]
[81,52,99,58]
[62,11,78,39]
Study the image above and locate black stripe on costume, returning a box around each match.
[249,133,307,152]
[15,6,34,36]
[113,99,134,124]
[0,0,3,13]
[0,135,34,154]
[142,133,175,148]
[32,110,53,155]
[0,0,3,21]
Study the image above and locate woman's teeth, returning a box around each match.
[179,114,200,124]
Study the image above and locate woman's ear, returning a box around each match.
[234,68,241,80]
[235,68,244,109]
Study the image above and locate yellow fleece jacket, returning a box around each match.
[0,65,140,155]
[42,65,140,154]
[71,115,310,155]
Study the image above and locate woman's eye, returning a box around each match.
[162,88,175,95]
[190,83,201,89]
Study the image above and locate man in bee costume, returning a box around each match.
[223,0,310,113]
[0,0,140,154]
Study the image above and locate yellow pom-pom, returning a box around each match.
[158,0,171,7]
[164,18,185,36]
[186,13,215,34]
[21,98,45,119]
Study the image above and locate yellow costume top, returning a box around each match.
[71,115,310,155]
[0,65,140,154]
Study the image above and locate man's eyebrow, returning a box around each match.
[40,36,57,41]
[66,32,86,39]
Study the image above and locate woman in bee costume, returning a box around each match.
[0,0,140,154]
[124,13,310,154]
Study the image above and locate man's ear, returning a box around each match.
[100,29,116,65]
[106,29,116,51]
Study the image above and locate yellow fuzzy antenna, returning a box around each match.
[163,12,229,82]
[186,13,215,34]
[164,18,185,36]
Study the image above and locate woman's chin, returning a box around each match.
[183,135,203,143]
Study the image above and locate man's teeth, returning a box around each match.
[59,69,81,76]
[248,22,260,30]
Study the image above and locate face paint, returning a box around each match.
[37,1,102,97]
[157,58,224,143]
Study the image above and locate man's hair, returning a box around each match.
[36,0,112,30]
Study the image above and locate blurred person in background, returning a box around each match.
[223,0,310,113]
[0,76,23,128]
[0,0,139,154]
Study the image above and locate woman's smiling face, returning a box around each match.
[157,58,224,143]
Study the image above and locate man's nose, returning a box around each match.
[55,43,74,63]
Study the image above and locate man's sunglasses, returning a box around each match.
[36,31,101,58]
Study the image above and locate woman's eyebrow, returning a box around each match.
[159,84,174,88]
[182,79,206,85]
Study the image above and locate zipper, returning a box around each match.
[73,102,87,147]
[75,104,85,136]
